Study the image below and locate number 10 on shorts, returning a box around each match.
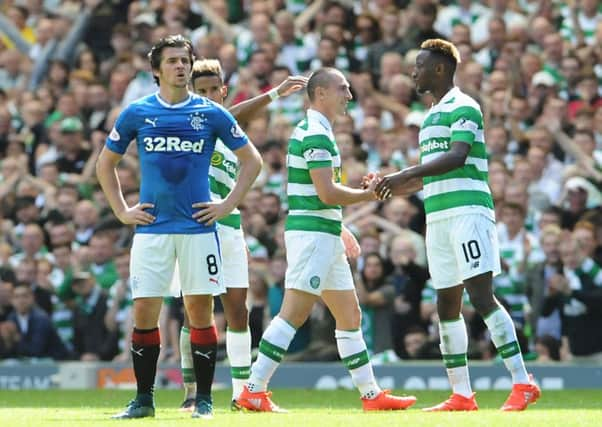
[461,240,481,263]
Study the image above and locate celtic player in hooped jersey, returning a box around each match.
[376,39,540,412]
[96,35,262,420]
[175,59,307,412]
[236,68,417,413]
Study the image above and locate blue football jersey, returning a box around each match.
[105,92,249,234]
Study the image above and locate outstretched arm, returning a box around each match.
[229,75,308,125]
[311,167,378,206]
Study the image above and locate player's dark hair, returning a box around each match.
[148,35,194,86]
[420,38,461,75]
[307,67,338,101]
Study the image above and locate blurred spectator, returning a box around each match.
[401,2,445,54]
[356,252,395,355]
[471,0,527,47]
[495,202,541,326]
[104,249,132,361]
[474,17,506,74]
[71,270,116,361]
[560,176,596,229]
[385,234,427,357]
[526,225,563,341]
[364,6,406,83]
[543,233,602,361]
[434,0,489,40]
[15,258,52,314]
[88,231,117,290]
[402,325,439,360]
[534,334,561,362]
[0,267,16,321]
[5,282,69,359]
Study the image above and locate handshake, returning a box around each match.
[361,170,423,201]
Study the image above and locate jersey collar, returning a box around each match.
[436,86,459,107]
[307,108,332,133]
[155,91,193,109]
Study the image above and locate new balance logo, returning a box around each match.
[131,347,144,357]
[524,391,532,404]
[471,261,480,269]
[194,350,213,359]
[145,118,158,127]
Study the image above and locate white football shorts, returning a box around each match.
[284,230,354,296]
[130,232,224,298]
[426,213,501,290]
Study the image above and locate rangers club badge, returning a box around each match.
[189,112,206,131]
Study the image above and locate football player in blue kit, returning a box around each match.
[96,35,262,420]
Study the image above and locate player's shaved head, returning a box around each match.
[307,67,340,101]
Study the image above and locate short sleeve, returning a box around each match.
[449,106,482,146]
[301,134,333,169]
[210,103,249,151]
[105,105,138,154]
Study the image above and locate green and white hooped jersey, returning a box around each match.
[419,86,494,224]
[285,109,342,237]
[559,7,602,46]
[209,139,241,229]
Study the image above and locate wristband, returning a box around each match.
[268,88,280,101]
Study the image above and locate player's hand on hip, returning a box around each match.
[117,203,155,225]
[192,200,230,225]
[277,75,309,97]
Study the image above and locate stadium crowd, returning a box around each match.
[1,0,602,365]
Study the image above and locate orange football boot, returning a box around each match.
[236,385,288,413]
[361,390,417,411]
[501,375,541,411]
[423,393,478,412]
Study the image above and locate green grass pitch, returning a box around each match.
[0,389,601,426]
